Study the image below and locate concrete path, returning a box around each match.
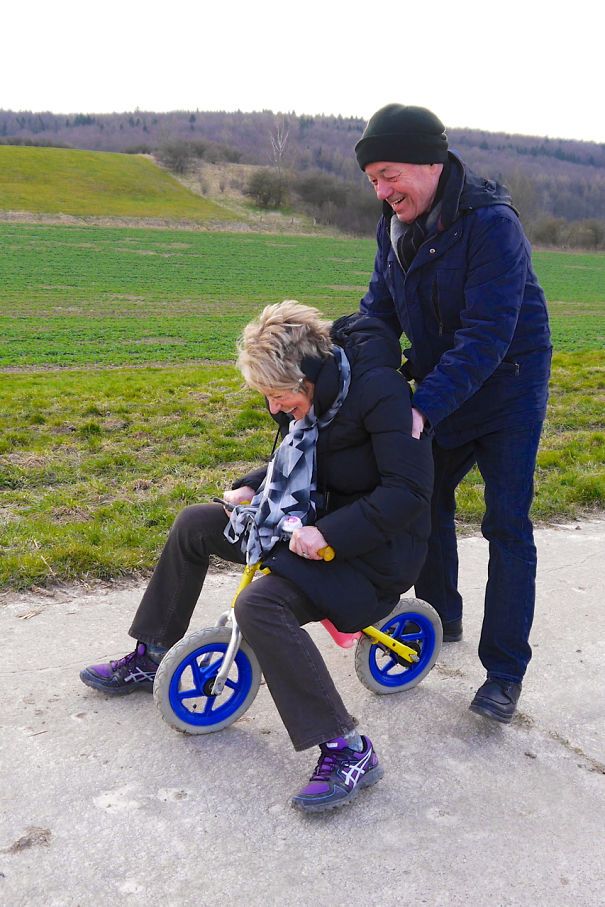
[1,521,604,906]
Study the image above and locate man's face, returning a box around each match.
[365,161,443,223]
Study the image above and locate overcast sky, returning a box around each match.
[4,0,602,144]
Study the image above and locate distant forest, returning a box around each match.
[1,108,604,246]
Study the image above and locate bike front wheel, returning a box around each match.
[355,597,443,694]
[153,626,262,734]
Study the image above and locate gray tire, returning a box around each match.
[354,597,443,694]
[153,626,262,734]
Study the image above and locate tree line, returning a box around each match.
[1,108,604,246]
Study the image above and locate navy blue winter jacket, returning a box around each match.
[360,152,552,447]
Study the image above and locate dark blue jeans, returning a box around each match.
[414,423,543,683]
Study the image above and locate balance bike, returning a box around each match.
[153,544,443,735]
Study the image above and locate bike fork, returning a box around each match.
[210,612,243,695]
[210,562,259,694]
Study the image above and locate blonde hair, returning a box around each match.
[237,300,332,391]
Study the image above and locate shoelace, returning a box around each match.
[310,749,348,781]
[110,647,142,671]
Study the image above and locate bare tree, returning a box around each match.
[270,117,289,176]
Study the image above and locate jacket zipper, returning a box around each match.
[431,280,444,336]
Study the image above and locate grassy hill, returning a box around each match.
[0,146,237,223]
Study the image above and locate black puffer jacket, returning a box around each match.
[234,313,434,632]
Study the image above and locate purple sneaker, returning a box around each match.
[79,643,160,695]
[291,736,383,813]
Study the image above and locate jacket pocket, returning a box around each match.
[481,359,521,408]
[431,272,464,334]
[494,359,521,376]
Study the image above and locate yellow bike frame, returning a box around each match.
[228,560,419,665]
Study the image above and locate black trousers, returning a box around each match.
[129,504,356,750]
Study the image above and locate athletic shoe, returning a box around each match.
[79,643,160,695]
[291,735,383,813]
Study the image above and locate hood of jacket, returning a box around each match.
[306,313,403,417]
[331,311,402,369]
[441,150,516,228]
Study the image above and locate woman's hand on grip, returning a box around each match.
[290,525,329,561]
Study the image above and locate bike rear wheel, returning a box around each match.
[153,626,261,734]
[355,597,442,694]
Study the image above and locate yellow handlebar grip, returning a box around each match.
[318,546,335,562]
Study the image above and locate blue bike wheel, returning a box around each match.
[355,598,443,694]
[154,627,261,734]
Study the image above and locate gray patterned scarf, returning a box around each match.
[225,345,351,563]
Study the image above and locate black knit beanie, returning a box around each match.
[355,104,448,170]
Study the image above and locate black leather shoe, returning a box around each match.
[442,618,463,642]
[469,678,522,724]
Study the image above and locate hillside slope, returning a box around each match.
[0,146,237,223]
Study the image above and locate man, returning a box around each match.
[355,104,551,723]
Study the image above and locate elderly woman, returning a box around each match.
[81,301,433,813]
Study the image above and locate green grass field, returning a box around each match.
[0,146,235,222]
[1,223,604,590]
[0,224,603,368]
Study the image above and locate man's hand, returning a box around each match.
[290,525,329,561]
[411,407,426,439]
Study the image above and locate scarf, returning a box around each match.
[389,162,450,271]
[225,344,351,563]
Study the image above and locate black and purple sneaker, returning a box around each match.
[79,643,161,695]
[291,736,384,813]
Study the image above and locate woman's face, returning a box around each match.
[260,382,314,420]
